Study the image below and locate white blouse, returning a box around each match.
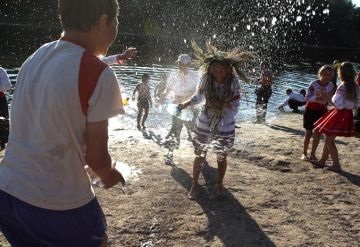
[332,84,360,110]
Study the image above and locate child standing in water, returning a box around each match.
[254,61,273,123]
[314,62,360,171]
[132,74,152,129]
[302,65,334,161]
[179,41,253,199]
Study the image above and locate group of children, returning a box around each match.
[301,63,360,171]
[2,1,359,246]
[259,61,360,172]
[134,57,360,178]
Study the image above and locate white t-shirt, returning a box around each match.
[279,92,306,108]
[165,69,199,104]
[0,40,124,210]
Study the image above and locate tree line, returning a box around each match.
[0,0,359,65]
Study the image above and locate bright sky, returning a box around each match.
[353,0,360,7]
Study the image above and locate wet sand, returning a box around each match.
[1,111,359,247]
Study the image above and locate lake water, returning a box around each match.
[2,63,333,143]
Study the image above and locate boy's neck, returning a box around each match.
[61,30,103,56]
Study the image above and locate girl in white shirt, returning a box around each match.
[314,62,360,171]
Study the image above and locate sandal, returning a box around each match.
[187,184,199,200]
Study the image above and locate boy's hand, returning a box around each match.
[101,168,125,189]
[121,47,137,60]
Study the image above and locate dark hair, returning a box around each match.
[300,89,306,96]
[59,0,119,32]
[286,88,292,94]
[142,74,150,81]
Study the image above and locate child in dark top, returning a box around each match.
[132,74,152,129]
[254,61,273,123]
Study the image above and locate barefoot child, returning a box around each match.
[179,41,253,199]
[132,74,152,129]
[314,62,360,171]
[302,65,334,161]
[254,61,273,123]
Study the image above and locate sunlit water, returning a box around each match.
[5,63,323,144]
[107,63,318,139]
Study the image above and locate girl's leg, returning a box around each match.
[216,153,227,196]
[325,135,341,170]
[302,129,312,159]
[188,151,205,199]
[316,140,329,167]
[310,131,321,160]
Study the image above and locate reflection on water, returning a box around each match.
[5,63,321,141]
[107,64,318,135]
[4,63,340,142]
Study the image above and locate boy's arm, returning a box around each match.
[132,85,139,99]
[101,47,137,65]
[85,120,123,188]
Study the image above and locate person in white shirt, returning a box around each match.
[163,54,199,147]
[0,1,125,246]
[278,88,306,113]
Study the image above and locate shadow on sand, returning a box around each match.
[268,124,347,145]
[141,129,181,164]
[170,162,275,247]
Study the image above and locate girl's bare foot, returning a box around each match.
[309,155,318,161]
[301,154,308,161]
[210,184,225,199]
[187,184,199,200]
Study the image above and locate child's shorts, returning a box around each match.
[0,190,106,247]
[303,108,326,130]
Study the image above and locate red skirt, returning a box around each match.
[314,108,354,137]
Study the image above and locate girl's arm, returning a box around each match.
[305,82,317,102]
[331,85,345,109]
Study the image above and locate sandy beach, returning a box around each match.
[0,111,359,247]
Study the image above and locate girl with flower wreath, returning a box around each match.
[178,41,254,199]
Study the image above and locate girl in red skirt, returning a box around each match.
[314,62,360,171]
